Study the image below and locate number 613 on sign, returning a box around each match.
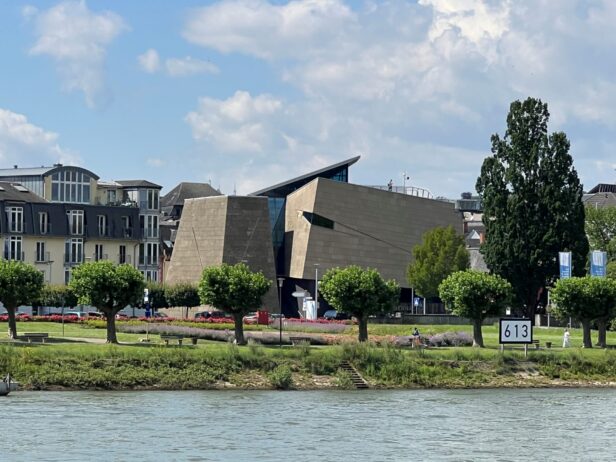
[499,318,533,344]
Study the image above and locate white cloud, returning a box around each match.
[146,158,166,167]
[180,0,616,197]
[185,91,283,153]
[0,108,80,166]
[165,56,219,76]
[138,49,160,73]
[183,0,354,59]
[26,0,127,107]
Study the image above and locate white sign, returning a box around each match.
[499,318,532,344]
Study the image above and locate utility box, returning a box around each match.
[257,310,269,325]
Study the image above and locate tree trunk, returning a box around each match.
[358,315,369,343]
[7,306,17,339]
[581,320,593,348]
[233,313,245,345]
[596,319,607,348]
[473,319,484,348]
[104,309,118,344]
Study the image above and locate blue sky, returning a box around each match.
[1,0,616,198]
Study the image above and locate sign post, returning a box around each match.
[499,318,533,357]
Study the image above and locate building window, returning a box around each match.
[39,212,49,234]
[4,236,23,261]
[97,215,107,236]
[141,214,159,238]
[121,216,132,237]
[65,238,83,264]
[94,244,104,261]
[143,270,158,282]
[64,269,71,285]
[147,189,159,210]
[67,210,84,235]
[7,207,24,233]
[119,245,127,264]
[51,169,91,203]
[107,189,116,204]
[139,242,158,266]
[36,242,46,262]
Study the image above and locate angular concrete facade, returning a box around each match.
[284,178,464,288]
[165,196,278,309]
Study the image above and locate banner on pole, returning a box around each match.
[590,250,607,277]
[559,252,572,279]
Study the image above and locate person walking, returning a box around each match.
[563,328,571,348]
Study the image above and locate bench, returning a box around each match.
[22,333,49,343]
[289,336,312,346]
[160,334,184,346]
[531,339,540,349]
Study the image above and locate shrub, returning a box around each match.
[267,365,293,389]
[427,331,473,347]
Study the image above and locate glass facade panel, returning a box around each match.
[51,168,91,203]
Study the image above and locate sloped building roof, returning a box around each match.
[115,180,162,189]
[0,182,48,203]
[161,182,221,209]
[583,192,616,208]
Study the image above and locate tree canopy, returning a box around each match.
[439,270,511,347]
[585,206,616,260]
[407,226,469,299]
[319,265,400,342]
[0,260,44,338]
[69,261,145,343]
[165,283,199,313]
[551,276,616,348]
[37,285,78,309]
[198,263,271,345]
[476,97,588,317]
[145,282,168,310]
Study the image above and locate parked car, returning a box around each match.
[152,312,169,319]
[323,310,350,320]
[63,311,88,319]
[86,311,105,319]
[195,310,228,320]
[115,312,129,320]
[243,312,258,324]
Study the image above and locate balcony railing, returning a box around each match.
[3,251,24,261]
[34,251,51,263]
[118,254,132,265]
[64,253,84,265]
[141,229,159,239]
[93,253,108,262]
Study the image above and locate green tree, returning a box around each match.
[69,261,145,343]
[145,282,168,311]
[198,263,271,345]
[607,261,616,280]
[551,277,616,348]
[439,270,511,347]
[37,285,78,310]
[585,206,616,260]
[407,226,469,299]
[319,266,400,342]
[0,261,44,338]
[476,97,589,318]
[165,283,200,318]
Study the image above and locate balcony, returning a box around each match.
[34,251,51,263]
[141,229,159,239]
[92,253,108,262]
[122,227,134,238]
[118,254,132,265]
[64,253,84,266]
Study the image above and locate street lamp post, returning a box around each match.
[277,277,285,347]
[314,264,320,318]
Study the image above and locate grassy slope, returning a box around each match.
[2,321,616,390]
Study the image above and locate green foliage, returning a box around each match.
[267,365,293,389]
[439,270,512,321]
[198,263,271,315]
[439,270,511,347]
[320,266,400,318]
[0,260,44,310]
[608,261,616,280]
[37,285,78,308]
[0,260,44,337]
[476,97,589,316]
[585,206,616,260]
[551,277,616,322]
[319,265,400,342]
[145,282,168,309]
[165,283,200,308]
[407,226,469,298]
[69,261,145,343]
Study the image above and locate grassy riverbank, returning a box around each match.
[3,321,616,390]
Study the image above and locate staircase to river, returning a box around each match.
[339,360,369,389]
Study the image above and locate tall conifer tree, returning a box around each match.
[476,98,588,318]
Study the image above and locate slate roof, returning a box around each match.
[587,183,616,194]
[0,165,100,180]
[161,182,221,208]
[583,192,616,208]
[115,180,162,189]
[0,182,48,203]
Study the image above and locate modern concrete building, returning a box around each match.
[165,157,464,314]
[165,195,278,308]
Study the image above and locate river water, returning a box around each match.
[1,388,614,461]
